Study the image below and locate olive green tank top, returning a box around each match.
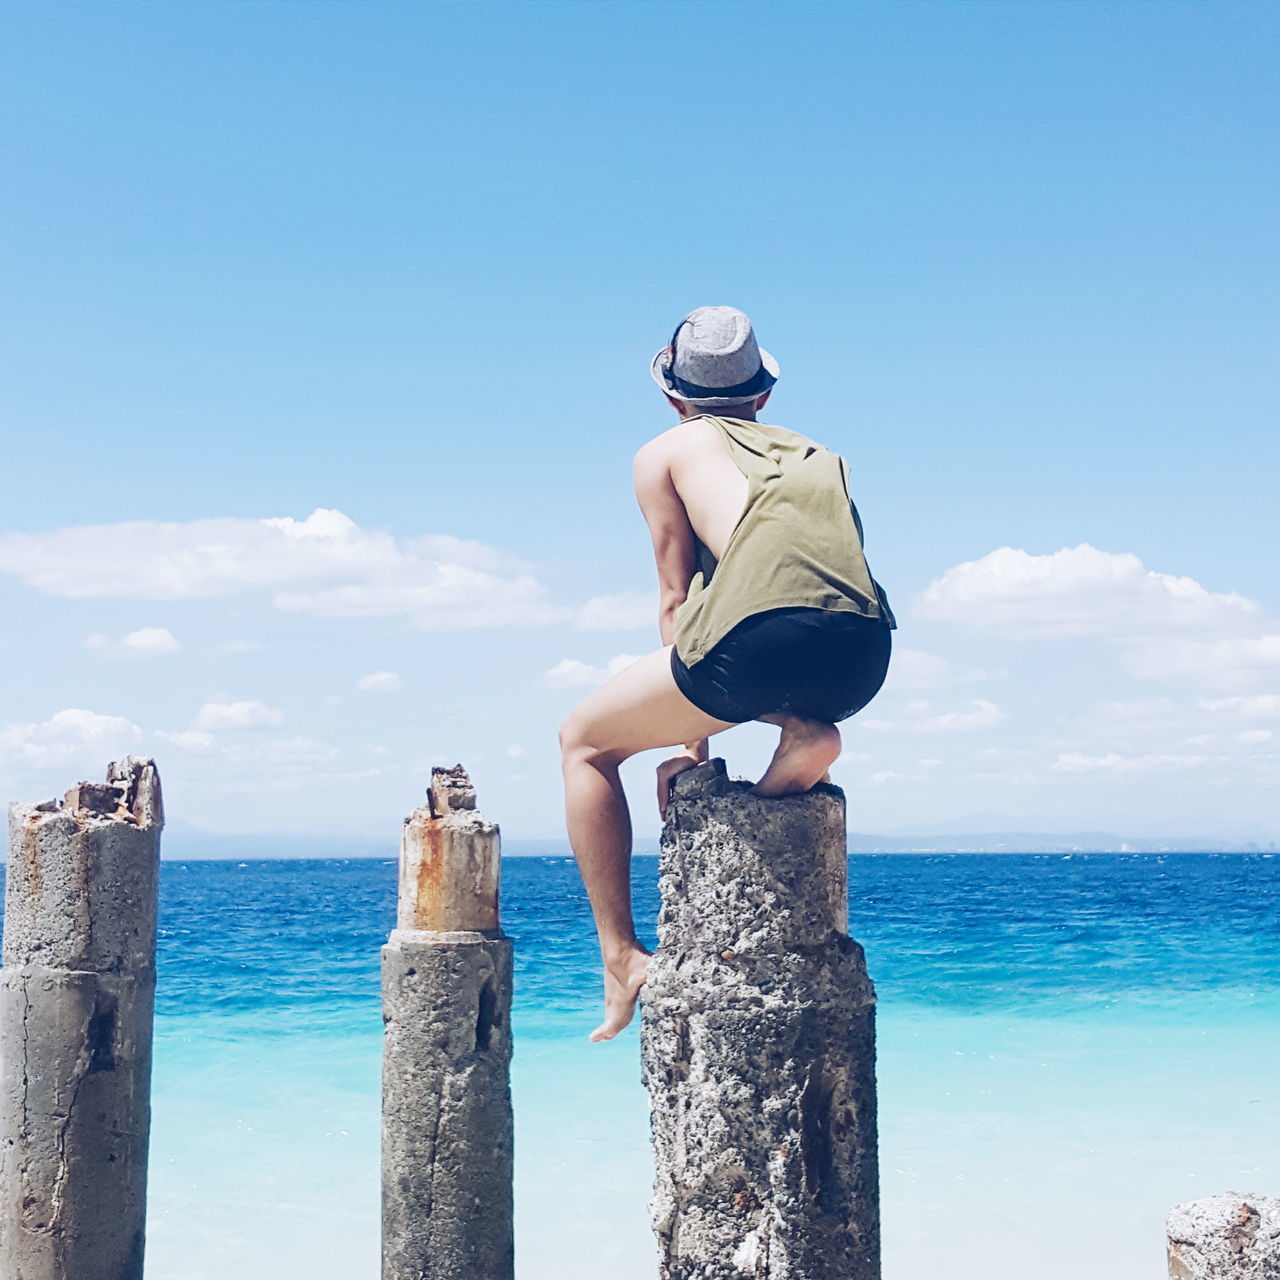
[672,414,897,666]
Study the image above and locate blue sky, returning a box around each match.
[1,1,1276,843]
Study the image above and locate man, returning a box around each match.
[559,305,895,1042]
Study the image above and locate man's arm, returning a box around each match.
[632,438,698,648]
[633,439,709,769]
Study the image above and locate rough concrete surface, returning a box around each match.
[1,755,163,1280]
[1168,1194,1280,1279]
[382,766,513,1280]
[640,759,879,1280]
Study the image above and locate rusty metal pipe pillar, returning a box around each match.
[0,755,164,1280]
[381,764,514,1280]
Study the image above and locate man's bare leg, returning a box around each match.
[560,742,649,1043]
[559,647,735,1042]
[753,713,842,797]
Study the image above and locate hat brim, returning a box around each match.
[650,345,780,406]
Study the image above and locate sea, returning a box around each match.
[5,851,1279,1278]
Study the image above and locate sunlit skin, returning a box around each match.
[559,387,842,1043]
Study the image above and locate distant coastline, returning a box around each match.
[843,833,1279,855]
[0,831,1269,862]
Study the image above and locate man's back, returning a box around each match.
[635,414,749,563]
[636,412,893,669]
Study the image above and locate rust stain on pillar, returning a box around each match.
[382,764,513,1280]
[398,763,499,932]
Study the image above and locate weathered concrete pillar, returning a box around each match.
[0,755,163,1280]
[382,764,514,1280]
[640,758,879,1280]
[1167,1193,1280,1279]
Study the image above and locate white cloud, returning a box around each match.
[85,629,181,657]
[575,591,656,631]
[1237,729,1273,745]
[274,571,563,629]
[356,670,403,692]
[192,697,284,731]
[505,744,526,759]
[0,507,567,631]
[914,699,1006,733]
[0,507,359,598]
[1094,697,1176,720]
[220,735,339,768]
[119,627,181,656]
[1134,635,1280,687]
[869,769,907,785]
[0,708,144,770]
[886,648,951,689]
[1197,694,1280,718]
[155,728,220,754]
[835,750,872,765]
[153,727,349,774]
[919,544,1257,638]
[843,696,1004,738]
[1052,751,1207,774]
[543,653,642,689]
[880,648,1001,693]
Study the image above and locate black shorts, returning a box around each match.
[670,606,892,725]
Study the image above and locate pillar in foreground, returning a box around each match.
[1,755,164,1280]
[1167,1193,1280,1279]
[640,758,879,1280]
[382,764,514,1280]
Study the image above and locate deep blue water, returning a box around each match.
[150,852,1280,1027]
[3,853,1277,1279]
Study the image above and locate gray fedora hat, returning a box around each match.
[650,305,780,407]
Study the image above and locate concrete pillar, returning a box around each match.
[382,764,514,1280]
[640,758,879,1280]
[0,755,164,1280]
[1168,1193,1280,1279]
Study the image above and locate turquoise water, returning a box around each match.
[12,853,1280,1277]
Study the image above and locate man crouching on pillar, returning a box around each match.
[559,305,896,1043]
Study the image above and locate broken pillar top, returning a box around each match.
[1167,1193,1280,1279]
[4,756,164,971]
[397,763,501,935]
[430,764,476,816]
[18,754,164,830]
[669,756,845,806]
[661,755,851,948]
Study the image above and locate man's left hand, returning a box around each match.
[656,743,708,819]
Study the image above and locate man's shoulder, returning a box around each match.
[634,423,677,457]
[753,418,822,447]
[633,418,720,465]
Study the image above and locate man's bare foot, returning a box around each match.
[753,718,841,797]
[589,944,651,1042]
